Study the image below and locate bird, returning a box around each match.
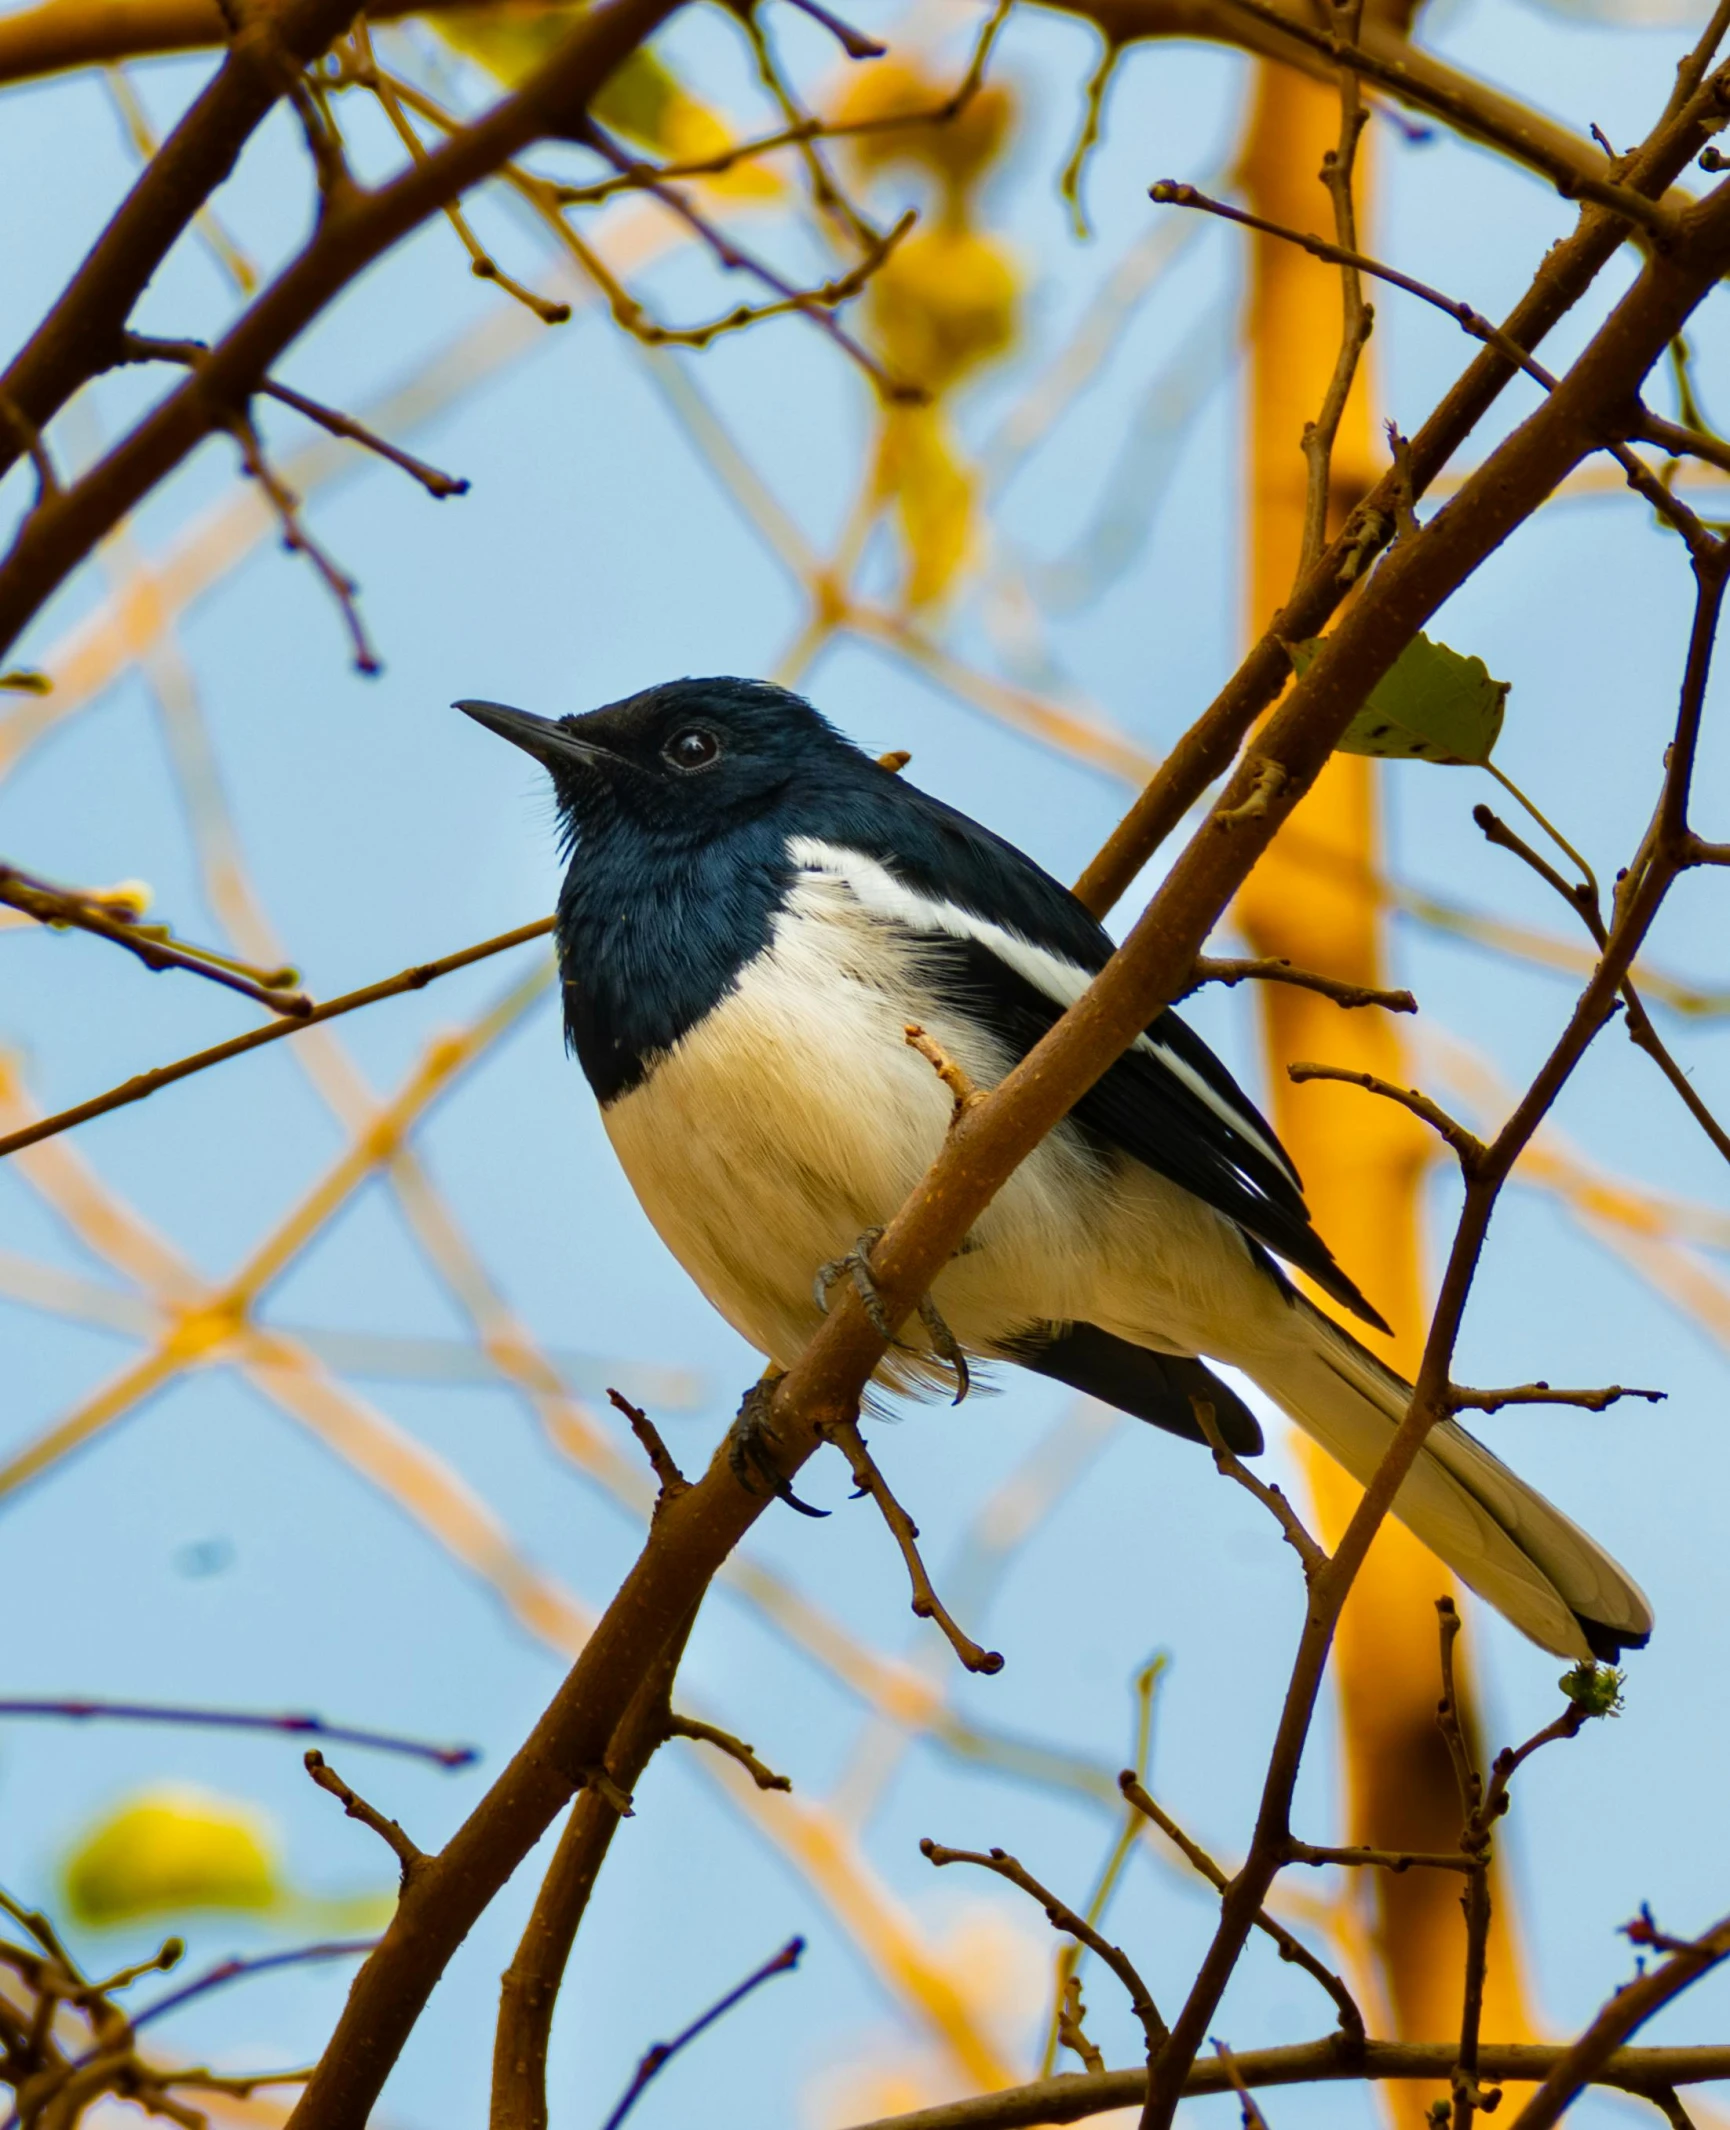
[458,675,1652,1664]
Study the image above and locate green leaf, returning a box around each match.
[1292,631,1508,766]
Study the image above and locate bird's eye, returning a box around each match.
[663,726,722,772]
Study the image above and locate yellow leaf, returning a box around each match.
[63,1786,282,1926]
[876,405,977,608]
[836,60,1014,196]
[867,225,1017,400]
[428,25,773,192]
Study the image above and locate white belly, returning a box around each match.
[599,873,1272,1389]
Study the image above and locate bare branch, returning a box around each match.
[919,1841,1166,2053]
[1188,1399,1328,1578]
[0,916,555,1161]
[1448,1383,1665,1415]
[665,1715,791,1793]
[0,1698,476,1767]
[1185,955,1415,1013]
[1117,1775,1364,2041]
[605,1388,689,1508]
[821,1421,1003,1674]
[1287,1061,1487,1171]
[598,1938,804,2130]
[303,1752,425,1887]
[0,859,310,1014]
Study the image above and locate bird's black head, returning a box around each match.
[456,676,859,849]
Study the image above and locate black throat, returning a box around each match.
[555,810,794,1104]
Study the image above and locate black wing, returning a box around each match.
[926,931,1389,1331]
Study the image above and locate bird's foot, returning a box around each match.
[813,1228,971,1406]
[726,1375,829,1518]
[813,1226,891,1336]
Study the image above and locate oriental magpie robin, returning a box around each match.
[459,677,1651,1663]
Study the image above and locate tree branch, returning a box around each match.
[0,916,554,1161]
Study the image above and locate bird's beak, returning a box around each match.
[455,699,615,771]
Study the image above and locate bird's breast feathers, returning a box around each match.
[599,838,1102,1367]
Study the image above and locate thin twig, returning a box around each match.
[605,1388,689,1507]
[1287,1061,1487,1171]
[1213,2042,1272,2130]
[665,1715,792,1793]
[1150,178,1720,556]
[1448,1383,1664,1414]
[1185,955,1415,1012]
[117,334,468,498]
[0,916,555,1160]
[1189,1400,1327,1578]
[598,1938,804,2130]
[821,1420,1003,1673]
[1296,0,1372,581]
[1117,1776,1365,2040]
[129,1941,377,2032]
[1284,1840,1472,1874]
[904,1022,985,1117]
[303,1751,426,1887]
[226,408,379,674]
[0,1698,476,1767]
[0,861,309,1014]
[920,1842,1166,2052]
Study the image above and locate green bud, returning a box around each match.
[1559,1661,1625,1717]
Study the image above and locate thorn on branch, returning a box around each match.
[606,1387,689,1508]
[666,1714,791,1792]
[303,1751,425,1887]
[920,1838,1167,2053]
[821,1419,1002,1673]
[227,410,381,675]
[1288,1060,1486,1173]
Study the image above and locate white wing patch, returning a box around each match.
[786,835,1297,1188]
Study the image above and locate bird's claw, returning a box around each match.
[813,1226,892,1337]
[727,1376,829,1518]
[917,1293,972,1405]
[813,1227,971,1406]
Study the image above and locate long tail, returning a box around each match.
[1244,1295,1652,1662]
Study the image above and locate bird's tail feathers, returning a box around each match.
[1245,1297,1652,1663]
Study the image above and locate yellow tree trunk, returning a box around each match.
[1232,60,1536,2108]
